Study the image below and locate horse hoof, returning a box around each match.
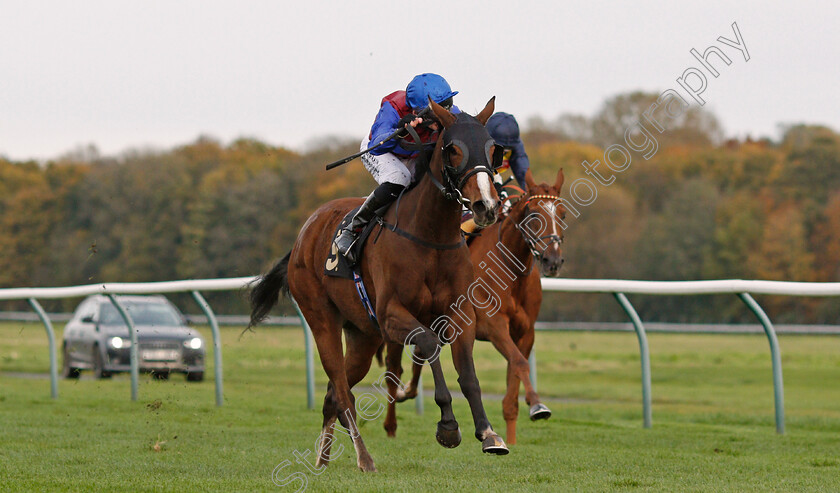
[435,422,462,448]
[358,461,377,473]
[481,434,510,455]
[529,403,552,421]
[394,387,417,403]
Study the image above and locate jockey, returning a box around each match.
[485,112,530,191]
[335,73,460,262]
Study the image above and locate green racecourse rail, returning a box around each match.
[3,278,840,434]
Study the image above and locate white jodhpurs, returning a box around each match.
[360,137,416,186]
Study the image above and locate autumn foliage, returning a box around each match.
[2,92,839,323]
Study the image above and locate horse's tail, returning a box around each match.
[248,252,291,329]
[375,343,384,367]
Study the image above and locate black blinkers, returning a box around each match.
[440,116,502,174]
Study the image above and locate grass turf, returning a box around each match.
[1,321,840,492]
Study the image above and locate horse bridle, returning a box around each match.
[375,114,502,251]
[512,194,564,260]
[406,114,503,204]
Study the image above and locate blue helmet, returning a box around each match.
[486,112,521,147]
[406,73,458,110]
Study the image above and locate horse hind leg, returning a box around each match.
[342,325,389,437]
[490,328,552,441]
[307,312,377,472]
[316,383,338,468]
[394,345,423,403]
[383,342,404,437]
[501,363,520,445]
[343,325,382,391]
[383,343,423,438]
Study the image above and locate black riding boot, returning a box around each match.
[335,182,405,263]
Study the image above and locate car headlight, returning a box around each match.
[108,336,130,349]
[184,337,202,350]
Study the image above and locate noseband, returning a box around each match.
[513,194,564,260]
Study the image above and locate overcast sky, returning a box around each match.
[2,0,838,161]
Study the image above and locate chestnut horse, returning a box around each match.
[382,168,567,445]
[248,98,509,472]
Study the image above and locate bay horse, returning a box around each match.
[382,168,566,445]
[248,98,509,472]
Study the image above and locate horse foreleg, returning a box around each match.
[449,333,509,455]
[385,308,460,449]
[426,352,461,448]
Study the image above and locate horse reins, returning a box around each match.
[373,116,498,250]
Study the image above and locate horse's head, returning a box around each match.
[428,97,501,228]
[514,168,566,277]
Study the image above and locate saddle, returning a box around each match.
[324,171,421,278]
[324,205,381,279]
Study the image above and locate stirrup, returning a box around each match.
[335,228,359,259]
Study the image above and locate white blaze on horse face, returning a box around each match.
[542,200,562,255]
[478,173,495,209]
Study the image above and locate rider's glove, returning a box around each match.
[395,114,418,136]
[397,114,417,127]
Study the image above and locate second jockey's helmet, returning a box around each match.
[486,112,521,147]
[406,73,458,111]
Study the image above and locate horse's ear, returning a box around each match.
[476,96,495,125]
[524,169,538,192]
[429,97,456,128]
[555,168,565,192]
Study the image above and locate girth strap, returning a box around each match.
[377,218,465,250]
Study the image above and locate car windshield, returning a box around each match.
[99,301,183,326]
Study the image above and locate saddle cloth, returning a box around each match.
[324,206,380,326]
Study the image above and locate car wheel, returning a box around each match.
[92,346,112,379]
[152,371,170,380]
[62,345,81,379]
[186,371,204,382]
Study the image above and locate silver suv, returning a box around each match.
[62,295,205,381]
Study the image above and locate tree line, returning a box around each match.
[2,91,839,323]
